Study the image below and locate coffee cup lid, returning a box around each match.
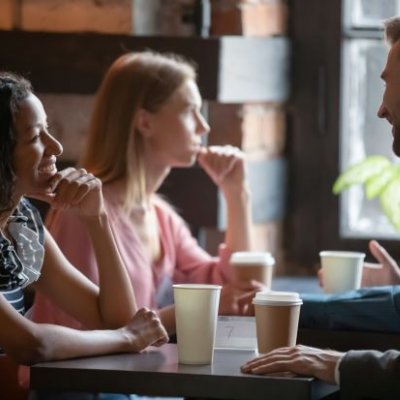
[173,284,222,291]
[319,251,365,258]
[230,252,275,266]
[252,290,302,306]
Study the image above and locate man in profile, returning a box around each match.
[241,16,400,400]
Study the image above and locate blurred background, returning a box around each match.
[1,0,398,275]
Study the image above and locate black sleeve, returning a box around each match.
[339,349,400,400]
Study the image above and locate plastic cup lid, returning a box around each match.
[173,284,222,290]
[252,290,302,305]
[230,251,275,266]
[319,251,365,258]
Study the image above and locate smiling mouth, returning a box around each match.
[38,164,57,174]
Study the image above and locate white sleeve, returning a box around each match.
[334,355,344,385]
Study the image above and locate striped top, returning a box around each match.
[2,286,25,314]
[0,198,44,315]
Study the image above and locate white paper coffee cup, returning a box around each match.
[230,251,275,289]
[173,284,222,365]
[252,291,302,354]
[319,251,365,294]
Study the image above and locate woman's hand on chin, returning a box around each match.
[197,146,247,193]
[28,167,106,218]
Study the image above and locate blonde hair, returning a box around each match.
[82,51,196,211]
[384,16,400,45]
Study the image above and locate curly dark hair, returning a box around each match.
[0,72,32,213]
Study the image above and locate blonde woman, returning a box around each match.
[32,52,262,334]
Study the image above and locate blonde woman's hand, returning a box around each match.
[122,308,169,352]
[219,280,265,316]
[28,167,105,217]
[197,146,247,193]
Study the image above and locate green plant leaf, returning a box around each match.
[332,155,391,194]
[380,178,400,231]
[365,165,397,199]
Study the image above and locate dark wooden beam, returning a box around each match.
[0,30,219,98]
[0,30,289,102]
[286,0,343,266]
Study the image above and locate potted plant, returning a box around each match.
[333,155,400,231]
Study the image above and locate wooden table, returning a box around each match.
[30,344,338,400]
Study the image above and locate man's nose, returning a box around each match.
[377,103,386,119]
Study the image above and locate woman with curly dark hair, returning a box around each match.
[0,72,32,214]
[0,71,168,385]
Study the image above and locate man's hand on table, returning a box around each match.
[241,345,344,385]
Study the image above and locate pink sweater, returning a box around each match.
[30,184,232,328]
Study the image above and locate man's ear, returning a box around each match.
[135,108,153,138]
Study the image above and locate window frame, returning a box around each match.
[287,0,400,268]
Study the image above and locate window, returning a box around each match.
[288,0,400,267]
[340,0,398,239]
